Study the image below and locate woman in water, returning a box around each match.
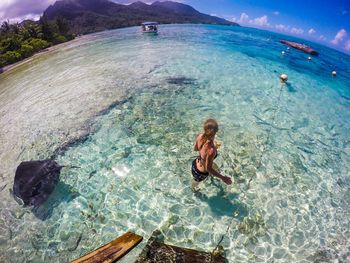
[192,119,232,189]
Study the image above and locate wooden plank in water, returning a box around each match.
[135,240,227,263]
[71,232,143,263]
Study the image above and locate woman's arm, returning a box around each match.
[205,150,232,185]
[193,134,202,151]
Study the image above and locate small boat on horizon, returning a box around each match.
[141,22,158,34]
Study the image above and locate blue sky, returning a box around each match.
[0,0,349,54]
[184,0,350,54]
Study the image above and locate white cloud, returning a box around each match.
[236,12,269,28]
[9,13,41,23]
[319,35,327,41]
[308,28,316,35]
[275,24,289,32]
[345,40,350,51]
[0,0,55,21]
[252,15,269,27]
[275,24,306,35]
[237,12,250,24]
[272,11,280,15]
[331,29,347,45]
[210,14,217,17]
[290,27,304,34]
[0,0,16,9]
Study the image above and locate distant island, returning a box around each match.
[0,0,238,69]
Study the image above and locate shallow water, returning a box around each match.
[0,25,349,262]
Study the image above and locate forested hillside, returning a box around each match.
[0,17,73,68]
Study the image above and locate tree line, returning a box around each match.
[0,16,74,68]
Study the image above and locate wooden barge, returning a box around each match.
[280,40,319,56]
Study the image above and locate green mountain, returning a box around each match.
[44,0,239,34]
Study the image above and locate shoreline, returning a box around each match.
[0,23,235,75]
[0,37,82,75]
[1,23,349,76]
[1,49,50,74]
[2,24,349,76]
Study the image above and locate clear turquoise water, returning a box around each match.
[0,25,349,262]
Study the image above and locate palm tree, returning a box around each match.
[1,20,11,34]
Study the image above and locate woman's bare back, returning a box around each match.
[195,134,217,173]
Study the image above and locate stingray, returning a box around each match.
[13,160,62,207]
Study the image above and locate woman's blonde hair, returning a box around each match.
[200,119,218,146]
